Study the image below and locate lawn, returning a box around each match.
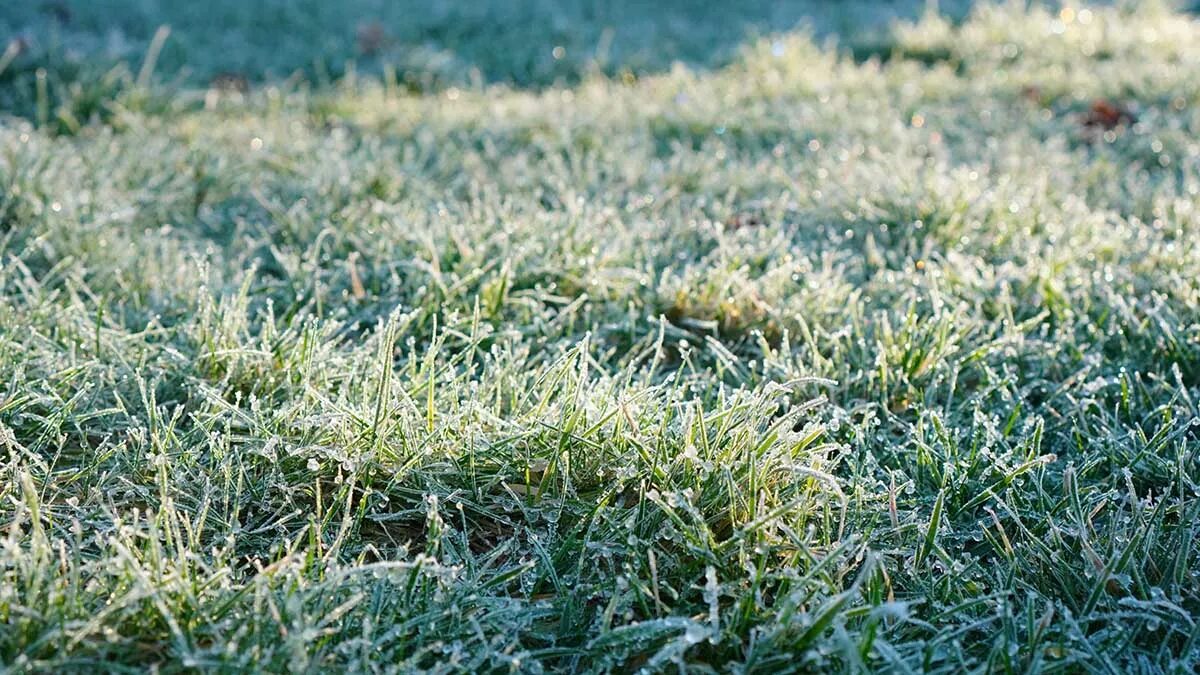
[1,1,1199,672]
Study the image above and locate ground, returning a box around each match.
[1,1,1199,672]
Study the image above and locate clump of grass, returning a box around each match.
[2,1,1200,672]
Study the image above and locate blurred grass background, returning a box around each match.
[0,0,984,128]
[2,1,979,87]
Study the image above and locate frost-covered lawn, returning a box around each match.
[2,1,1199,672]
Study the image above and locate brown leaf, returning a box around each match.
[725,213,764,230]
[1082,98,1136,130]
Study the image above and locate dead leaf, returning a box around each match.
[725,213,764,230]
[504,482,540,498]
[1082,98,1136,131]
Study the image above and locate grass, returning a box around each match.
[2,0,1200,671]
